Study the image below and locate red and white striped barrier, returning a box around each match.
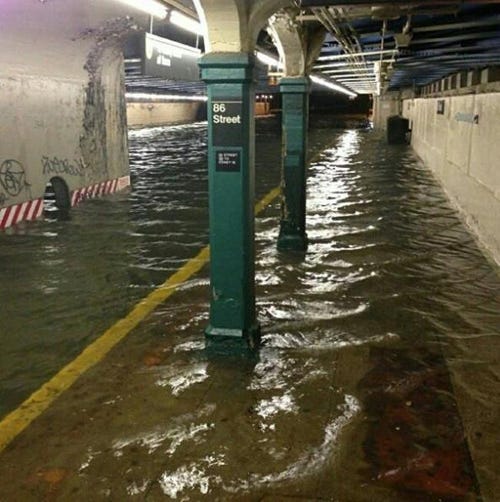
[0,198,44,230]
[0,175,130,231]
[71,175,130,207]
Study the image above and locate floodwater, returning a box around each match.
[0,118,499,501]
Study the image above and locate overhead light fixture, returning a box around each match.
[310,75,357,98]
[126,92,208,102]
[117,0,167,19]
[340,78,376,84]
[324,71,374,76]
[170,10,204,36]
[256,51,283,70]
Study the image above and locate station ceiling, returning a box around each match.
[125,0,500,97]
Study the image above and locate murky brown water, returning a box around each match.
[0,117,331,417]
[0,119,499,500]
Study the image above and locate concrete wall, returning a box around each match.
[373,92,401,130]
[403,91,500,265]
[0,0,146,227]
[127,101,203,128]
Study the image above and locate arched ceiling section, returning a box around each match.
[269,9,326,77]
[268,10,308,77]
[193,0,247,52]
[248,0,298,51]
[193,0,295,52]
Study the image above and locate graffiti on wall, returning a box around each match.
[0,159,32,206]
[42,156,85,177]
[1,159,27,196]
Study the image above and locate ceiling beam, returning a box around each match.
[412,16,500,33]
[163,0,197,17]
[411,31,500,45]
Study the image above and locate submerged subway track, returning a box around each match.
[0,118,499,501]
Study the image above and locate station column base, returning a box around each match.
[205,323,261,351]
[277,223,308,252]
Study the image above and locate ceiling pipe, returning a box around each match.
[301,0,499,6]
[317,48,397,61]
[312,6,378,93]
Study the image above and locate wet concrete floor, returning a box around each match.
[0,120,499,501]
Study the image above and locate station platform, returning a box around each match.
[0,121,499,501]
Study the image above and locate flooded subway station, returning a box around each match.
[0,120,499,500]
[1,0,500,501]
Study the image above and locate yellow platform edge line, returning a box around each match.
[0,187,281,454]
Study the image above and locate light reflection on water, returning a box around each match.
[0,122,211,417]
[117,124,498,500]
[0,119,499,500]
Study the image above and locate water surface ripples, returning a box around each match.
[0,119,499,500]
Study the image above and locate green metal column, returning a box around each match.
[278,77,310,252]
[199,53,260,348]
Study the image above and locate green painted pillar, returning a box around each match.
[199,53,260,348]
[278,77,310,252]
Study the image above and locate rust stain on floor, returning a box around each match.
[360,348,477,500]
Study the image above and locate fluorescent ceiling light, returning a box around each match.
[256,51,283,69]
[323,68,374,74]
[170,10,204,35]
[338,78,377,82]
[126,92,207,102]
[324,71,374,76]
[318,49,397,62]
[314,62,351,69]
[117,0,167,19]
[310,75,357,98]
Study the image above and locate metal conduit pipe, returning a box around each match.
[312,6,376,92]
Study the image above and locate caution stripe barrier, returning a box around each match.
[0,198,44,230]
[71,175,130,207]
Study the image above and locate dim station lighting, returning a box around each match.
[117,0,167,19]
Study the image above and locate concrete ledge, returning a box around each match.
[126,101,203,128]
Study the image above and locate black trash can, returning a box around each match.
[387,115,410,144]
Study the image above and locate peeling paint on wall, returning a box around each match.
[77,17,137,184]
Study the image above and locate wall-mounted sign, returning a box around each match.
[216,150,241,172]
[212,100,243,147]
[454,112,479,124]
[142,33,200,81]
[437,99,445,115]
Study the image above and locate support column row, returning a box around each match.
[200,54,310,346]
